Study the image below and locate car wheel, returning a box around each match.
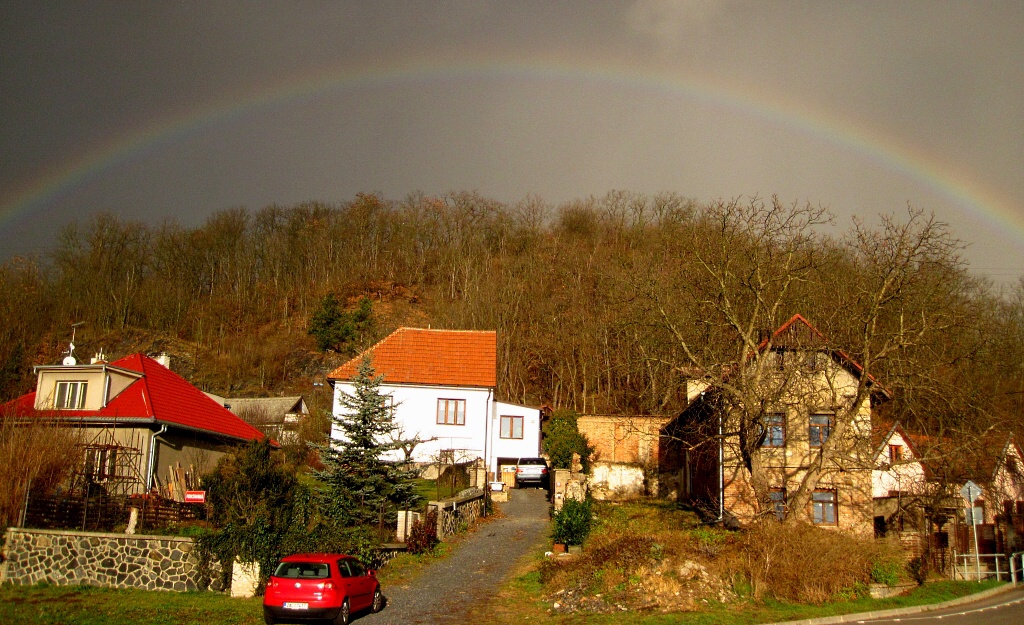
[333,598,350,625]
[263,615,276,625]
[371,587,384,613]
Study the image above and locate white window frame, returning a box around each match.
[54,380,88,410]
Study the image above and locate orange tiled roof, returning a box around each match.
[327,328,497,388]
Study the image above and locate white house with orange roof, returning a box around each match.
[326,327,541,475]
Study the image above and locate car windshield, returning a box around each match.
[519,458,545,465]
[273,562,330,579]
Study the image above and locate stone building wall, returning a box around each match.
[0,528,221,592]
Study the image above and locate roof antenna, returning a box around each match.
[63,321,85,366]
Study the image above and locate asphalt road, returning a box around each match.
[856,587,1024,625]
[355,487,551,625]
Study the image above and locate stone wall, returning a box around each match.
[1,527,220,592]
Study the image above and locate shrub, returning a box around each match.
[406,510,439,554]
[738,520,905,604]
[553,498,592,546]
[870,557,903,586]
[907,554,929,585]
[542,409,594,472]
[0,414,82,528]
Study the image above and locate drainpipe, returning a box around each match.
[717,395,724,523]
[146,424,168,490]
[483,388,493,517]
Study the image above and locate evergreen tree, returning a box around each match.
[316,356,420,528]
[308,294,373,353]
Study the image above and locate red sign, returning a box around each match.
[184,490,206,503]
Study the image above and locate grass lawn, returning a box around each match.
[0,583,263,625]
[482,573,1006,625]
[0,536,459,625]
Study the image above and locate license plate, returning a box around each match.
[283,602,309,610]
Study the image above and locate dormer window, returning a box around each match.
[54,381,87,409]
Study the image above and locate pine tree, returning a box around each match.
[308,294,373,353]
[316,356,420,528]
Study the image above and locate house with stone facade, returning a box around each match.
[327,327,541,477]
[665,315,889,533]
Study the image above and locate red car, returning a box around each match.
[263,553,383,625]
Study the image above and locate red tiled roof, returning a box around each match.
[0,354,266,443]
[328,327,497,388]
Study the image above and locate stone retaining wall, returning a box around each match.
[1,527,220,592]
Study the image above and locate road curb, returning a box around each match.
[762,583,1017,625]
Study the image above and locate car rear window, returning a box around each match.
[518,458,546,465]
[273,562,330,579]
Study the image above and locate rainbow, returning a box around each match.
[2,54,1020,240]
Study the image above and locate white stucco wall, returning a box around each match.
[331,385,542,475]
[986,443,1024,523]
[332,382,491,466]
[490,401,541,468]
[872,429,927,498]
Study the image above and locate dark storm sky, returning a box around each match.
[2,1,1023,280]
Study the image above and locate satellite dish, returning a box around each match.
[63,356,77,366]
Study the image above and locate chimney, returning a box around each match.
[154,353,171,369]
[90,349,108,365]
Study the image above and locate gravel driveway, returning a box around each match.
[356,488,551,625]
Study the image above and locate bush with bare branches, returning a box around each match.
[737,519,905,603]
[0,415,82,528]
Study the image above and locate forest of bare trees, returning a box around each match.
[1,191,1022,445]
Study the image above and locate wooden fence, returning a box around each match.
[24,494,206,532]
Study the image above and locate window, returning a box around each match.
[812,490,837,525]
[888,444,903,463]
[761,413,786,447]
[83,446,118,481]
[54,381,87,409]
[436,399,465,425]
[274,562,329,579]
[804,352,827,372]
[500,415,524,439]
[809,414,833,447]
[769,488,786,521]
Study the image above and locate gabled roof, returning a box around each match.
[757,314,891,398]
[1,354,267,443]
[877,425,1020,486]
[871,419,923,465]
[327,327,497,388]
[222,396,307,425]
